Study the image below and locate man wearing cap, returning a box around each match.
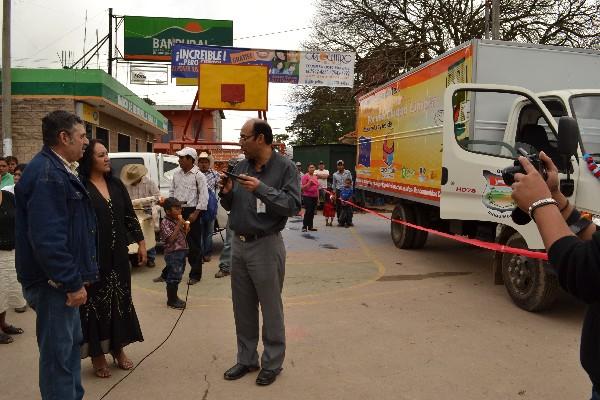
[332,160,353,226]
[168,147,208,285]
[198,151,220,263]
[315,161,330,208]
[121,164,161,267]
[219,118,300,386]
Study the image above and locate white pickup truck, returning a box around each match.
[108,152,228,241]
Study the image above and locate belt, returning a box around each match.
[235,232,274,242]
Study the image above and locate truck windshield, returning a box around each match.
[570,95,600,155]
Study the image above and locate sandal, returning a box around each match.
[1,325,23,335]
[91,356,111,378]
[0,332,13,344]
[112,351,134,370]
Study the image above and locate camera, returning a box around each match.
[502,148,549,225]
[501,148,548,186]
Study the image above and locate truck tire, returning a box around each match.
[411,205,429,249]
[500,232,559,312]
[391,203,416,249]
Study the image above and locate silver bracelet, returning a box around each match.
[528,198,559,221]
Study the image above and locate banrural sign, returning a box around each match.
[123,16,233,61]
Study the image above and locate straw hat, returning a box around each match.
[120,164,148,185]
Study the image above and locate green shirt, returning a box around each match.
[0,173,14,189]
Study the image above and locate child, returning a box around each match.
[323,189,336,226]
[160,197,189,309]
[338,178,354,228]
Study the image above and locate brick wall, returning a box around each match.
[0,97,75,162]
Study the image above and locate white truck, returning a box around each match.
[355,39,600,311]
[108,152,228,252]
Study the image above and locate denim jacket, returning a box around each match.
[15,146,99,292]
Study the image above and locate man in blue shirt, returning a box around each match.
[15,110,98,400]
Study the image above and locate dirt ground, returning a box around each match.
[3,212,590,399]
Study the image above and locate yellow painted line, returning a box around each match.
[133,226,388,307]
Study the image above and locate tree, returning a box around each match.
[288,0,600,144]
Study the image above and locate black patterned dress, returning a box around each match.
[80,177,144,358]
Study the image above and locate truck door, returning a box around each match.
[440,84,561,249]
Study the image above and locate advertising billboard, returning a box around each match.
[171,44,355,88]
[124,16,233,61]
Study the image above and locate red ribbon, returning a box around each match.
[326,190,548,261]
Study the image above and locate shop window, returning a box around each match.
[147,142,153,152]
[96,127,109,147]
[118,133,130,152]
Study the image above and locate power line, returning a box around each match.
[234,26,310,41]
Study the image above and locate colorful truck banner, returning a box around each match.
[355,45,473,203]
[171,44,355,88]
[124,16,233,61]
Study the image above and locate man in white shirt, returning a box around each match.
[155,147,208,285]
[314,161,330,208]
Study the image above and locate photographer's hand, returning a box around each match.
[511,156,552,211]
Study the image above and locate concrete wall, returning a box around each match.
[97,112,155,153]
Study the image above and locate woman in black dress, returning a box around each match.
[78,139,147,378]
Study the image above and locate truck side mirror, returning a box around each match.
[557,116,580,197]
[557,116,580,157]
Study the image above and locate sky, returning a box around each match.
[4,0,316,141]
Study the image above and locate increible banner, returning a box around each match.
[171,44,355,88]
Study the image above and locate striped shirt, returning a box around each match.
[169,166,208,210]
[202,169,221,192]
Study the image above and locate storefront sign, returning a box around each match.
[124,16,233,61]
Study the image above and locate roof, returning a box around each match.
[1,68,168,135]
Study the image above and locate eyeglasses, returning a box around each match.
[239,134,255,142]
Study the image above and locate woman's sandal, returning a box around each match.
[91,357,111,378]
[111,351,134,370]
[1,325,23,335]
[0,332,14,344]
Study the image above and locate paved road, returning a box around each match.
[4,212,589,399]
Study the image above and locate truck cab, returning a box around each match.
[441,84,599,311]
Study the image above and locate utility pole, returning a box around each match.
[492,0,500,40]
[108,8,113,76]
[2,0,12,156]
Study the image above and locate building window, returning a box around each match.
[164,120,174,142]
[96,127,109,147]
[118,133,130,152]
[147,142,153,152]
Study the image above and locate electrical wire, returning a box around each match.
[98,280,191,400]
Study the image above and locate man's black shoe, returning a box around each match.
[223,363,259,380]
[255,368,281,386]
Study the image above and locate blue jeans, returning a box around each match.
[200,218,215,257]
[165,250,187,284]
[592,386,600,400]
[23,283,84,400]
[147,247,156,262]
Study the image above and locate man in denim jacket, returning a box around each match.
[15,110,98,400]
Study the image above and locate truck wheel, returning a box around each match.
[411,205,429,249]
[391,203,416,249]
[500,232,559,312]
